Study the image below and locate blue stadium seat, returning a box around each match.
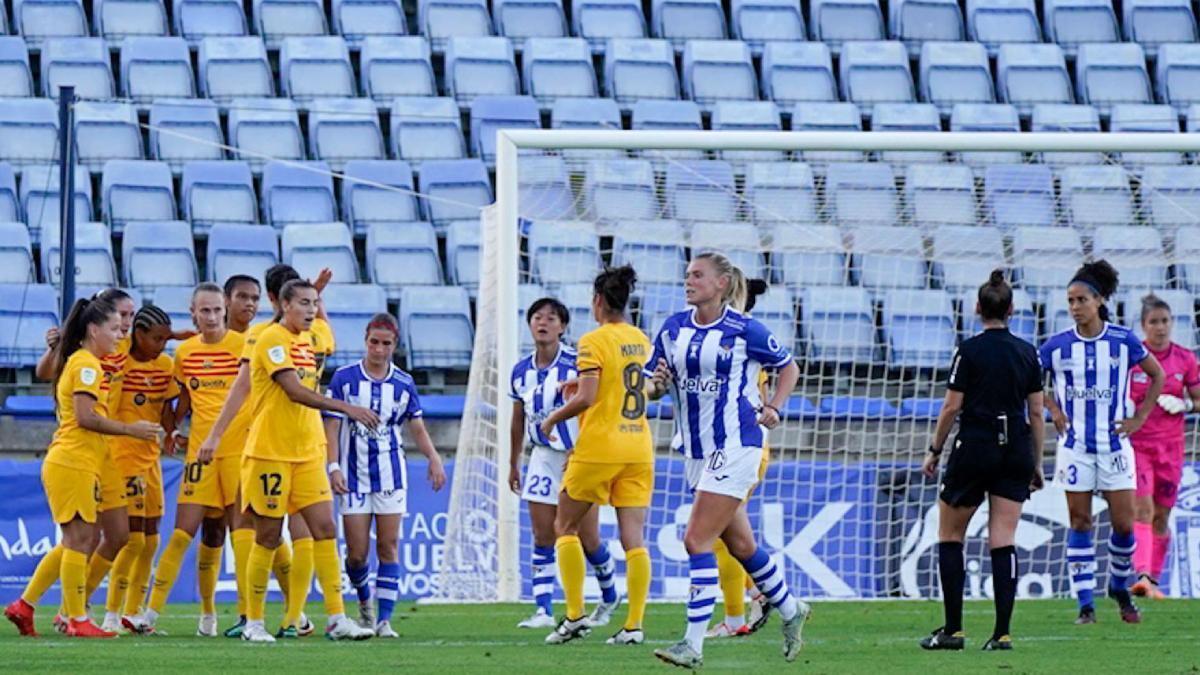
[95,0,168,42]
[1031,103,1102,166]
[745,162,817,224]
[1188,104,1200,131]
[74,101,142,171]
[604,38,679,106]
[771,224,847,288]
[872,103,942,163]
[320,283,388,365]
[419,0,494,52]
[631,99,705,163]
[390,97,465,164]
[527,220,602,285]
[101,160,176,235]
[983,164,1055,231]
[732,0,804,55]
[206,222,279,283]
[810,0,885,52]
[1141,166,1200,230]
[181,160,257,232]
[574,0,646,52]
[226,98,304,171]
[253,0,327,46]
[40,38,114,100]
[517,156,576,220]
[691,221,765,277]
[198,37,274,102]
[0,37,34,99]
[445,36,519,105]
[551,97,623,159]
[1157,44,1200,115]
[0,165,19,225]
[1124,0,1196,57]
[849,224,926,291]
[41,221,116,286]
[882,289,955,368]
[0,99,56,169]
[0,222,35,283]
[523,37,598,107]
[173,0,248,43]
[949,103,1021,168]
[839,40,915,107]
[664,159,737,222]
[1044,0,1118,56]
[121,37,194,103]
[800,286,878,364]
[1075,42,1152,117]
[761,42,836,106]
[1059,165,1134,232]
[14,0,87,45]
[919,41,993,116]
[556,282,598,339]
[0,283,59,367]
[891,0,964,56]
[931,224,1005,292]
[791,102,865,165]
[361,37,435,102]
[469,94,540,166]
[1177,227,1200,291]
[261,161,336,227]
[121,220,198,289]
[417,158,492,231]
[1110,104,1182,170]
[149,99,223,170]
[333,0,407,45]
[995,43,1071,117]
[19,165,91,244]
[966,0,1040,56]
[1011,226,1083,299]
[637,282,686,332]
[748,286,797,352]
[281,221,358,282]
[960,287,1037,342]
[825,162,899,227]
[279,37,355,103]
[445,219,481,293]
[1123,288,1196,347]
[400,285,474,368]
[585,158,659,221]
[341,160,420,236]
[906,163,977,228]
[147,284,195,328]
[366,222,443,296]
[712,101,785,162]
[682,39,757,110]
[1092,225,1167,290]
[516,283,547,351]
[307,98,385,171]
[611,219,686,283]
[652,0,727,51]
[495,0,566,39]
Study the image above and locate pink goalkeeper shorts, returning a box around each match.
[1133,436,1185,508]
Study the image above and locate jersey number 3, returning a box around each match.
[621,364,646,420]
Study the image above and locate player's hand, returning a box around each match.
[1030,470,1045,492]
[558,378,579,399]
[921,450,940,478]
[1115,415,1146,437]
[540,419,558,442]
[1051,408,1068,434]
[197,435,218,464]
[757,405,781,430]
[508,464,522,494]
[1156,393,1188,415]
[173,432,188,454]
[651,358,672,394]
[347,404,381,430]
[428,457,447,492]
[161,431,177,455]
[313,267,334,293]
[329,468,349,494]
[44,326,60,349]
[125,420,162,441]
[171,329,198,342]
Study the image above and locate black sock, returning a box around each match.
[990,545,1017,638]
[938,541,965,634]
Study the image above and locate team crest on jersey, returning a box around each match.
[1086,358,1096,370]
[203,359,213,369]
[718,345,734,360]
[1133,372,1149,384]
[190,377,200,390]
[268,346,286,364]
[266,497,279,511]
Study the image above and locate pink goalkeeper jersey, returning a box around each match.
[1130,342,1200,441]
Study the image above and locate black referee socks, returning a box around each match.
[990,545,1018,639]
[937,541,966,634]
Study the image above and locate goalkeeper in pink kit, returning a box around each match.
[1127,294,1200,599]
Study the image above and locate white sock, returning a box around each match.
[685,619,707,653]
[246,619,264,630]
[104,611,120,623]
[726,614,746,630]
[327,613,346,626]
[777,595,799,621]
[145,608,159,625]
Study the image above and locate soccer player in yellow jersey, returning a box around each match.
[539,265,656,646]
[5,297,161,637]
[224,274,262,334]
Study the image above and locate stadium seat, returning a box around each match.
[770,223,845,287]
[891,0,964,56]
[419,0,494,52]
[1031,103,1102,166]
[173,0,248,43]
[417,158,492,231]
[41,221,116,286]
[825,162,899,227]
[750,287,798,351]
[360,36,436,102]
[1124,0,1196,57]
[995,43,1071,117]
[1156,44,1200,116]
[585,158,660,221]
[40,38,114,100]
[1141,166,1200,230]
[0,165,19,225]
[253,0,327,47]
[839,40,915,108]
[0,283,59,367]
[982,164,1055,231]
[19,165,91,244]
[848,224,927,291]
[919,41,993,116]
[279,37,355,104]
[0,222,35,283]
[1110,104,1182,170]
[1091,225,1167,290]
[320,283,388,365]
[905,163,977,229]
[495,0,566,39]
[711,101,785,162]
[1123,288,1196,347]
[121,37,194,103]
[0,98,57,169]
[366,222,443,296]
[341,160,421,236]
[517,156,576,220]
[611,219,687,283]
[527,220,602,286]
[333,0,407,45]
[691,221,765,278]
[226,98,304,171]
[101,160,176,235]
[637,282,687,332]
[400,285,474,368]
[1075,42,1152,117]
[523,37,598,107]
[181,161,257,233]
[882,289,955,368]
[871,103,943,164]
[198,37,274,102]
[390,97,466,164]
[664,160,737,222]
[791,102,865,165]
[652,0,727,50]
[95,0,168,42]
[761,42,836,107]
[74,101,142,171]
[810,0,885,52]
[515,282,548,351]
[630,99,705,163]
[281,221,358,282]
[1176,227,1200,292]
[966,0,1040,56]
[306,98,385,171]
[931,224,1005,292]
[1011,226,1083,299]
[949,103,1021,169]
[800,286,878,364]
[148,284,195,328]
[13,0,87,45]
[0,37,34,98]
[148,99,223,170]
[575,0,646,52]
[445,219,481,292]
[445,36,519,105]
[959,287,1037,342]
[1059,165,1134,233]
[1187,104,1200,131]
[1044,0,1118,56]
[604,38,680,106]
[121,220,198,289]
[555,282,598,339]
[732,0,804,55]
[206,222,278,283]
[261,161,336,227]
[745,162,817,224]
[681,39,757,110]
[551,98,623,159]
[469,95,540,166]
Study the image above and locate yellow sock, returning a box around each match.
[107,532,144,613]
[232,529,254,616]
[124,533,158,616]
[246,543,275,623]
[84,551,114,602]
[312,538,346,618]
[21,544,64,605]
[273,538,294,608]
[198,544,222,615]
[556,535,586,621]
[148,530,192,613]
[60,548,88,620]
[283,538,313,626]
[714,539,747,619]
[623,547,650,631]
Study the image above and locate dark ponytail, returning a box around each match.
[742,278,768,314]
[52,297,118,403]
[1070,260,1119,322]
[593,265,638,315]
[977,269,1013,322]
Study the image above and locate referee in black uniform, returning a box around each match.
[919,270,1045,652]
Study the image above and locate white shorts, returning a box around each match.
[523,445,567,506]
[340,489,407,515]
[695,446,763,500]
[1054,444,1137,493]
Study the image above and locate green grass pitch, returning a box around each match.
[1,599,1197,673]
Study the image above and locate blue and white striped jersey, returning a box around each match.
[326,361,423,493]
[649,307,793,459]
[1038,323,1148,454]
[509,344,579,451]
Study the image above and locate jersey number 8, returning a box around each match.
[621,364,646,420]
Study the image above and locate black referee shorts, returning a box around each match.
[939,435,1035,508]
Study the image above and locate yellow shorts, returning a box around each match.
[120,462,164,519]
[562,459,654,508]
[43,462,100,524]
[98,454,127,512]
[241,455,332,518]
[747,446,770,502]
[179,454,240,513]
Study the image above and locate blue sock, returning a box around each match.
[685,552,719,653]
[346,561,371,604]
[376,562,401,623]
[532,545,556,616]
[1107,531,1136,593]
[1067,529,1096,610]
[585,542,617,605]
[738,547,799,621]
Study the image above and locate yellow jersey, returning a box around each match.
[100,336,130,406]
[46,349,109,475]
[174,330,252,460]
[109,352,178,471]
[243,317,335,389]
[244,322,325,462]
[573,322,654,464]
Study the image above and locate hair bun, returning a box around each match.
[748,279,768,295]
[988,269,1006,286]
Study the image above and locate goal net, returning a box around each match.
[434,129,1200,604]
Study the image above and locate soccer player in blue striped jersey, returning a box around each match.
[1040,261,1163,625]
[508,298,622,630]
[325,314,447,637]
